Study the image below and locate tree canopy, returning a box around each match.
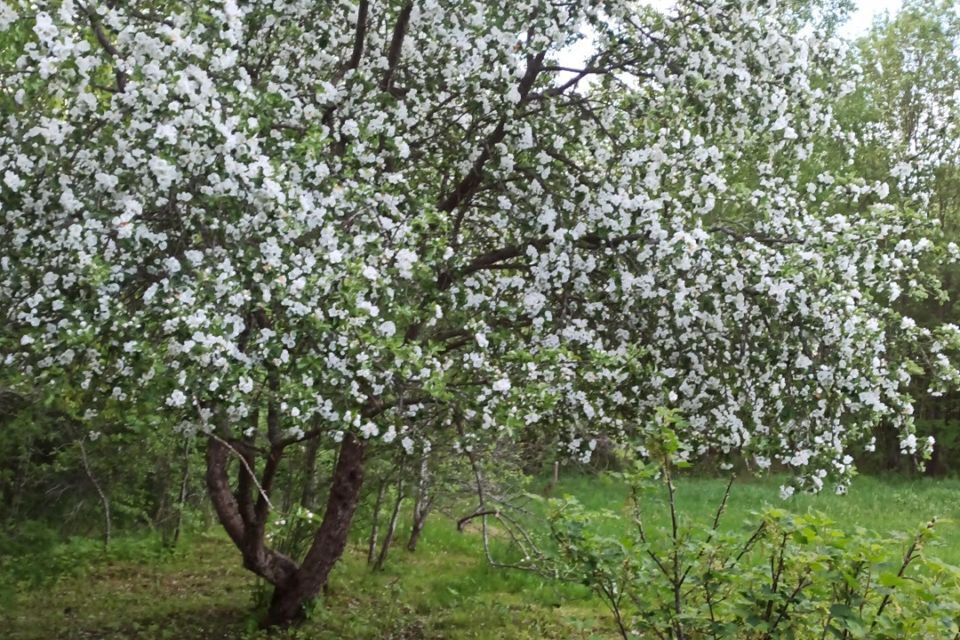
[2,0,959,625]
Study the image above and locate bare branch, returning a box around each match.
[381,3,413,91]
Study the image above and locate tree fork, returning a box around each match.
[204,437,298,586]
[263,432,367,627]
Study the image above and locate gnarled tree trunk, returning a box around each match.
[205,437,299,587]
[205,431,367,628]
[263,432,366,626]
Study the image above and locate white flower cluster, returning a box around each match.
[0,0,954,488]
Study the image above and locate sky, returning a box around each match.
[837,0,902,37]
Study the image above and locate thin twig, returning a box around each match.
[78,438,111,548]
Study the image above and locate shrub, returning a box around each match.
[548,468,960,639]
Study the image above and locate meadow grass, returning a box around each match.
[553,473,960,562]
[3,474,959,639]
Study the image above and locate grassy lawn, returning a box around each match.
[555,473,960,563]
[3,474,959,639]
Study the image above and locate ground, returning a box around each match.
[4,474,959,639]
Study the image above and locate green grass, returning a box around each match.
[1,518,608,639]
[3,474,959,639]
[553,473,960,562]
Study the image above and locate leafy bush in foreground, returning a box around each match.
[549,468,960,639]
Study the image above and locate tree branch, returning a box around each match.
[380,3,413,92]
[84,4,127,92]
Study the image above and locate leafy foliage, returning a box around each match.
[549,468,960,639]
[551,478,960,640]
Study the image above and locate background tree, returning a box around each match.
[843,0,960,472]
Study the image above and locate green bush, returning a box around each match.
[548,470,960,639]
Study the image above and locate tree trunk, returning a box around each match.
[367,479,386,565]
[406,452,431,552]
[263,433,366,627]
[78,438,111,549]
[374,463,404,570]
[170,439,191,547]
[205,438,299,586]
[301,427,323,510]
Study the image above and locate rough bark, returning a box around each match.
[205,417,369,628]
[263,433,367,626]
[204,438,298,586]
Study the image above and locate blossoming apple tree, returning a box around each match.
[2,0,957,626]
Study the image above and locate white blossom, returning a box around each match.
[378,321,397,337]
[166,390,188,407]
[3,170,23,192]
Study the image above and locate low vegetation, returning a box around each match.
[4,474,959,639]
